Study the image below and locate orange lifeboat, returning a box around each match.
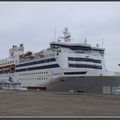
[4,66,10,72]
[0,67,3,73]
[10,64,15,71]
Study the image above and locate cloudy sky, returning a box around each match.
[0,2,120,72]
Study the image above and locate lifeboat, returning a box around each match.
[10,64,15,71]
[11,64,15,68]
[0,67,3,73]
[4,66,10,72]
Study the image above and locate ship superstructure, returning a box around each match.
[0,28,119,93]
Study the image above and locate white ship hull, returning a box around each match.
[1,75,119,95]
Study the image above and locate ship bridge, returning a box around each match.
[50,41,105,55]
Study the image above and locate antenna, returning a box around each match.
[54,27,56,42]
[82,36,83,42]
[96,43,99,47]
[102,39,104,48]
[84,37,87,44]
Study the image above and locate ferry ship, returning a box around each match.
[0,28,120,94]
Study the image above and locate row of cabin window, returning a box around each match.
[19,77,48,80]
[69,64,102,69]
[0,79,9,81]
[0,76,12,78]
[64,71,87,75]
[0,61,17,66]
[37,53,59,58]
[51,44,104,54]
[68,57,101,63]
[0,71,14,75]
[19,72,48,76]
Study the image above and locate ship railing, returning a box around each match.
[19,57,35,63]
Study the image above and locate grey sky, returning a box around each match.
[0,2,120,72]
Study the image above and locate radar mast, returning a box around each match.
[57,27,72,42]
[63,27,71,42]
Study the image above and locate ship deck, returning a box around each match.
[0,89,120,116]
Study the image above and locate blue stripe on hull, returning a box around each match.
[16,58,56,68]
[16,64,60,72]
